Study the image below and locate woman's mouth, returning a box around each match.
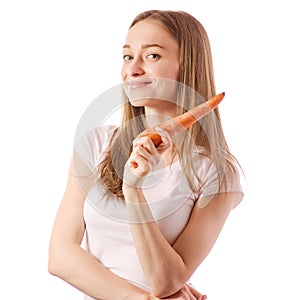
[126,78,154,89]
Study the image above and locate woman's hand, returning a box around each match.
[123,128,171,190]
[149,284,207,299]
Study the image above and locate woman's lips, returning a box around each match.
[126,78,154,88]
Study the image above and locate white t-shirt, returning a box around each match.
[74,125,243,299]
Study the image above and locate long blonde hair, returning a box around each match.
[99,10,239,199]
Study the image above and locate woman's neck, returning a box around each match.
[144,102,177,129]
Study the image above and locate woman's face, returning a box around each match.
[121,20,180,108]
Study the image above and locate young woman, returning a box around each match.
[48,10,243,300]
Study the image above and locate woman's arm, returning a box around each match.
[48,157,150,300]
[123,135,242,298]
[125,185,241,298]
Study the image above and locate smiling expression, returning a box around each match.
[121,20,180,111]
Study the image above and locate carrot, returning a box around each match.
[173,92,225,129]
[139,92,225,147]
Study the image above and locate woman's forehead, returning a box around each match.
[125,20,175,46]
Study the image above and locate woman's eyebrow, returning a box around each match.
[122,43,165,49]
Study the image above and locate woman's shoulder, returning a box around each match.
[192,146,212,168]
[94,124,119,144]
[78,124,119,148]
[73,124,119,171]
[191,146,244,208]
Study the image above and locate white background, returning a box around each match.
[1,0,299,299]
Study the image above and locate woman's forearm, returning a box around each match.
[125,188,187,298]
[48,243,149,300]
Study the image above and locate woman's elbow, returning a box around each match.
[48,249,61,276]
[151,278,184,299]
[48,244,68,277]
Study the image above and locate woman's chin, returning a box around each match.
[128,98,159,108]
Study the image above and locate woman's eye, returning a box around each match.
[123,55,132,61]
[147,54,160,60]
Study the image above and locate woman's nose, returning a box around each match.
[126,58,145,77]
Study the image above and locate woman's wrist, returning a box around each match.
[126,292,154,300]
[123,183,145,202]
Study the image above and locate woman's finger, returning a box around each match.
[186,284,207,300]
[133,135,158,153]
[132,144,152,162]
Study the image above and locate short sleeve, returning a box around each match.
[196,154,244,209]
[73,125,118,174]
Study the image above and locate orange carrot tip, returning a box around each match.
[208,92,225,109]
